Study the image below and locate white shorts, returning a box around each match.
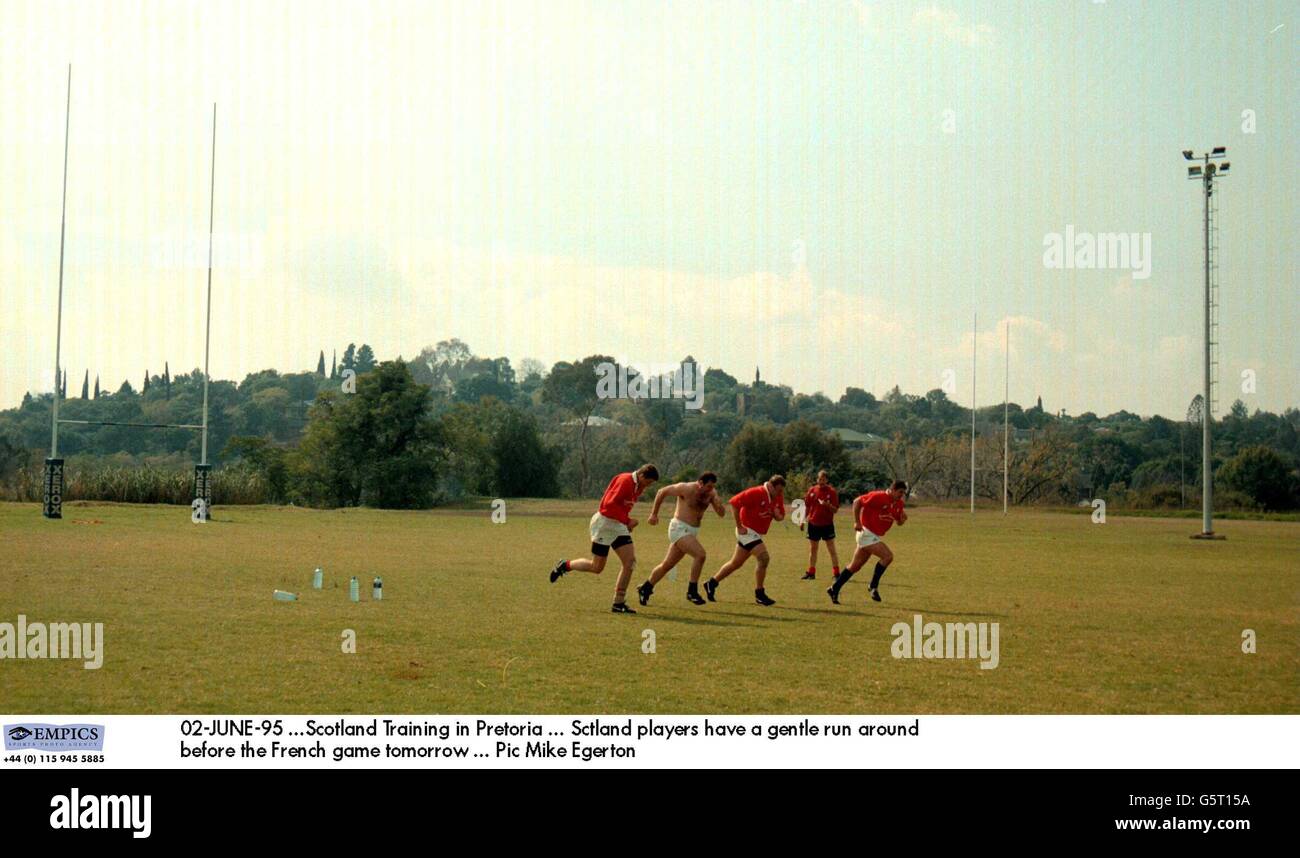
[736,527,764,549]
[589,513,631,546]
[668,518,700,544]
[855,529,882,548]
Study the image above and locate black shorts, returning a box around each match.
[591,535,633,556]
[806,523,836,542]
[737,537,764,550]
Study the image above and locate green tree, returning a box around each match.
[542,355,613,494]
[724,421,784,488]
[293,360,444,508]
[1217,445,1296,511]
[491,408,559,497]
[316,351,326,376]
[355,344,376,373]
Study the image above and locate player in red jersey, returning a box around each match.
[550,464,658,613]
[800,470,841,580]
[827,480,908,605]
[704,475,785,606]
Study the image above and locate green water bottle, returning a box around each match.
[312,567,323,589]
[273,590,298,602]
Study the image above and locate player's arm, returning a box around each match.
[649,483,686,525]
[710,492,726,517]
[772,495,785,522]
[729,492,746,531]
[898,504,908,525]
[851,496,864,530]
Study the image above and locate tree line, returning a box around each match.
[0,337,1297,512]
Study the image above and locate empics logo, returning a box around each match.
[5,723,105,751]
[50,789,151,839]
[0,614,103,669]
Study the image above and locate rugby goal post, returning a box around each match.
[43,73,219,522]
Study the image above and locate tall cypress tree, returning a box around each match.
[94,375,100,399]
[81,370,89,399]
[316,350,326,376]
[330,350,337,379]
[164,362,171,399]
[143,369,151,393]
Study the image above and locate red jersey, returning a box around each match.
[804,484,839,526]
[857,490,904,537]
[597,472,644,525]
[730,484,785,535]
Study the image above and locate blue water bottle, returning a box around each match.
[312,567,323,589]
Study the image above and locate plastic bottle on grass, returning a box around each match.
[312,568,323,589]
[349,576,360,603]
[273,590,298,602]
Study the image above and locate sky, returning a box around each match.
[1,0,1295,418]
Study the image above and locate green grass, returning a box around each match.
[0,500,1295,714]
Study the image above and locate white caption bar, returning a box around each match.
[2,715,1296,769]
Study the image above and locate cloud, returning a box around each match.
[912,6,996,48]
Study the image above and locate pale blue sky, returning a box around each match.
[2,1,1295,417]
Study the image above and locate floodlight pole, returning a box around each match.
[1184,148,1228,539]
[1200,156,1211,536]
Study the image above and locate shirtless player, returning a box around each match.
[635,472,725,606]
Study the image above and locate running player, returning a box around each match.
[550,464,659,613]
[635,472,725,606]
[704,475,786,606]
[800,470,840,580]
[827,480,907,605]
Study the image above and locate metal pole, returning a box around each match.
[201,103,216,465]
[1201,158,1212,535]
[970,312,976,514]
[51,65,71,458]
[1003,320,1009,515]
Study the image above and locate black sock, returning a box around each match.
[870,562,888,589]
[642,580,653,591]
[688,581,699,593]
[755,588,765,597]
[832,568,856,593]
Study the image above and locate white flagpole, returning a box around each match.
[1003,320,1009,515]
[970,312,976,514]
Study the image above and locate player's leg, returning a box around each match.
[610,539,638,613]
[803,535,819,580]
[828,544,874,604]
[637,543,684,605]
[706,543,751,601]
[866,541,895,601]
[825,537,841,579]
[752,542,775,606]
[675,535,709,605]
[550,546,608,581]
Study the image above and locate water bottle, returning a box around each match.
[273,590,298,602]
[372,576,383,601]
[349,576,360,603]
[312,568,323,589]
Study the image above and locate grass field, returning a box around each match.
[1,499,1295,714]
